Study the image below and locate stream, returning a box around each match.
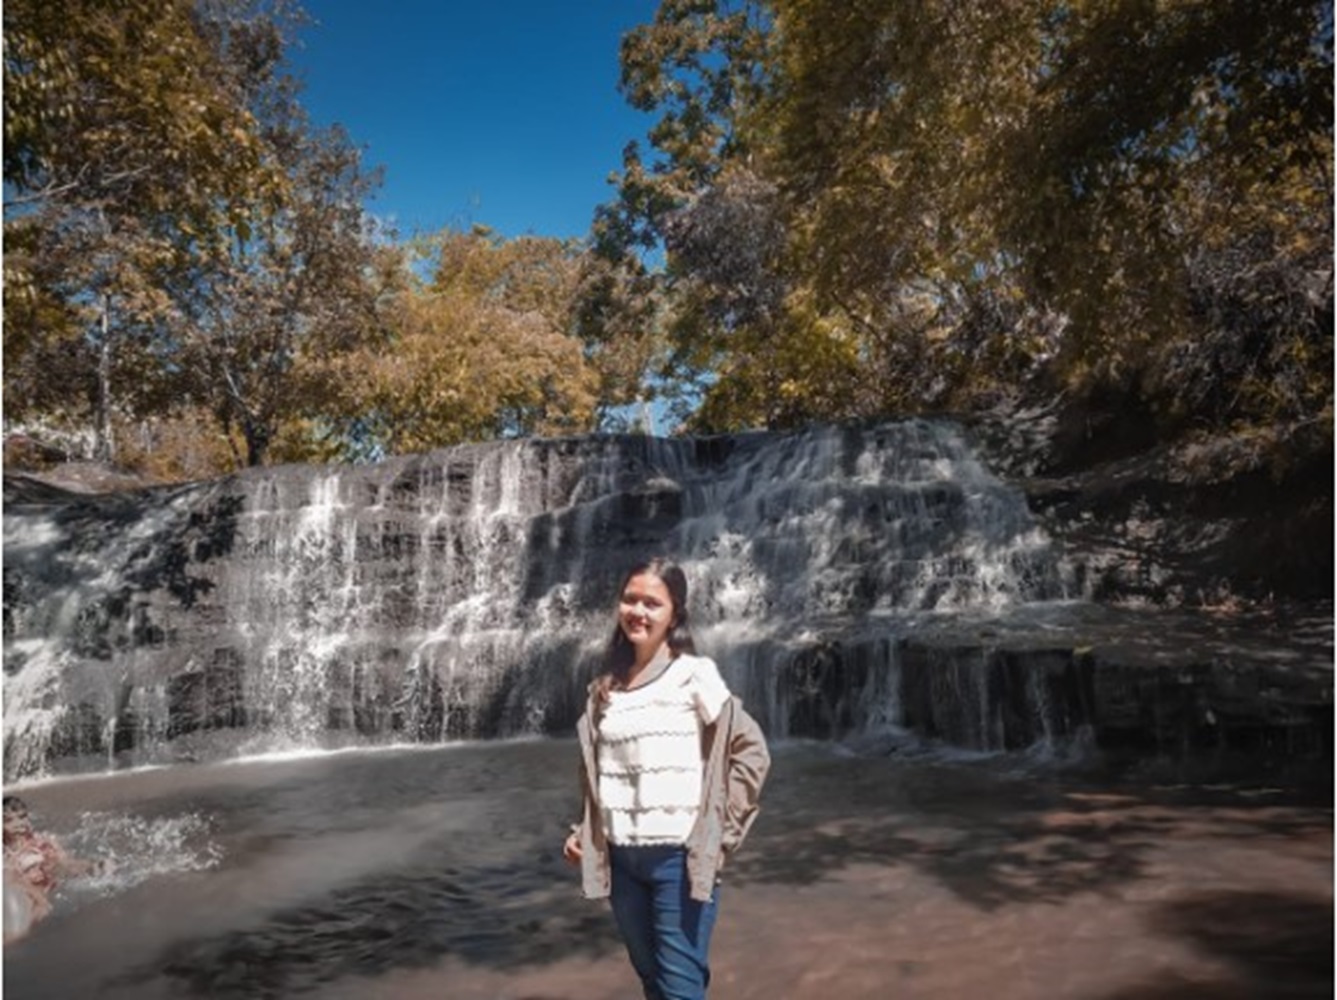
[4,739,1330,999]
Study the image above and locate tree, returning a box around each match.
[343,227,600,455]
[993,0,1332,401]
[593,0,770,260]
[581,1,784,430]
[570,250,668,428]
[658,164,873,430]
[166,118,395,467]
[3,0,280,460]
[601,0,1332,438]
[3,0,406,472]
[765,0,1332,423]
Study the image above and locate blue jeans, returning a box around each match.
[608,844,721,1000]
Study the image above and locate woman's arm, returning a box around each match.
[565,709,594,867]
[42,836,98,879]
[722,704,771,853]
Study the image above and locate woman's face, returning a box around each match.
[3,807,32,842]
[618,572,675,652]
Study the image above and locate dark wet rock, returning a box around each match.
[3,421,1331,782]
[768,602,1331,772]
[965,401,1333,605]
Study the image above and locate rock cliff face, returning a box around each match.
[966,398,1334,606]
[3,422,1061,778]
[3,419,1330,781]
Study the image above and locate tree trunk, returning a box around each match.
[94,293,115,463]
[243,419,270,467]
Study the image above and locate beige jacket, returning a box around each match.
[573,670,772,903]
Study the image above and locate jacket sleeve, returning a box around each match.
[571,708,594,839]
[569,757,587,840]
[722,702,771,854]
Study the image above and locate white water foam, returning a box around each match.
[60,810,222,899]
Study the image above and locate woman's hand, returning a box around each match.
[562,830,583,867]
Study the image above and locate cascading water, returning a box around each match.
[4,420,1080,780]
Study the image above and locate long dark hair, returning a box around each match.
[599,557,697,696]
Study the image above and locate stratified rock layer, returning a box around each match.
[3,421,1330,780]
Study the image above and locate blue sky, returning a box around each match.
[291,1,661,241]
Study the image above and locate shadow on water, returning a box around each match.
[1092,890,1334,1000]
[109,854,623,998]
[90,745,624,998]
[728,751,1332,913]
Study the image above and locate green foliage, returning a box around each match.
[596,0,1333,440]
[2,0,287,463]
[6,0,1327,476]
[593,0,770,258]
[167,118,396,467]
[2,0,399,471]
[340,228,601,455]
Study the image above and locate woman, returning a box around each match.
[3,795,98,943]
[563,558,770,1000]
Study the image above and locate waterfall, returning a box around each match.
[3,420,1077,779]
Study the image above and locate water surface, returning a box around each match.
[4,741,1331,999]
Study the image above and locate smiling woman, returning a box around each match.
[612,562,694,686]
[617,574,676,671]
[563,557,771,1000]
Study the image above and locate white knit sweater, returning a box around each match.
[597,653,732,846]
